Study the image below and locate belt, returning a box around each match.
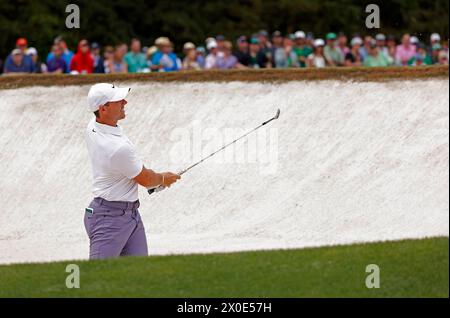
[94,197,140,211]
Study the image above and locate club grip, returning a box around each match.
[147,185,165,195]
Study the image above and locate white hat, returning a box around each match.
[11,48,22,55]
[207,40,218,50]
[294,31,306,39]
[375,33,386,41]
[26,47,38,56]
[87,83,131,112]
[430,33,441,42]
[183,42,196,50]
[350,37,363,46]
[410,36,419,44]
[313,38,325,47]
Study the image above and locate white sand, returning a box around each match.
[0,80,448,264]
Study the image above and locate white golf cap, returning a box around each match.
[87,83,131,112]
[207,40,218,50]
[313,38,325,47]
[294,30,306,39]
[375,33,386,41]
[430,33,441,42]
[26,47,38,56]
[410,36,419,44]
[350,37,363,46]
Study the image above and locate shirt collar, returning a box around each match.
[93,120,123,136]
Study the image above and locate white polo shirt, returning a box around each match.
[85,117,143,202]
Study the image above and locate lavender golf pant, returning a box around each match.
[84,197,148,259]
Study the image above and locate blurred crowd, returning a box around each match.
[1,30,448,75]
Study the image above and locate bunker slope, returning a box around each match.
[0,80,448,264]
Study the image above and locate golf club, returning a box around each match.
[148,108,281,195]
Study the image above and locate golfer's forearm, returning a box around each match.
[133,166,163,188]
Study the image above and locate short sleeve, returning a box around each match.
[110,144,143,179]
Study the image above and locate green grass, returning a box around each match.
[0,237,447,297]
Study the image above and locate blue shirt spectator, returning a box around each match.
[151,51,180,72]
[4,49,34,73]
[46,37,74,73]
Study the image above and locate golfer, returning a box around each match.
[84,83,180,259]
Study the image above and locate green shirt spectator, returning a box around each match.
[124,38,148,73]
[124,51,147,73]
[363,50,390,67]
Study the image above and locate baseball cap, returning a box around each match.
[326,32,337,40]
[183,42,196,50]
[375,33,386,41]
[155,37,171,46]
[272,31,282,38]
[250,37,259,45]
[258,30,268,37]
[410,36,419,44]
[206,40,218,50]
[88,83,131,112]
[216,35,226,41]
[91,42,100,49]
[294,31,306,39]
[350,37,363,46]
[430,33,441,42]
[313,39,325,47]
[237,35,248,44]
[11,48,22,55]
[16,38,27,46]
[26,47,38,56]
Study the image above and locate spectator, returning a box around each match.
[4,38,35,73]
[215,35,226,54]
[408,44,433,66]
[438,50,448,65]
[385,35,397,65]
[47,36,74,73]
[248,37,270,68]
[430,43,443,64]
[293,31,313,68]
[196,46,206,69]
[430,33,441,46]
[337,33,350,56]
[257,30,273,67]
[102,46,115,73]
[273,32,298,68]
[106,44,128,73]
[375,34,390,63]
[345,37,363,66]
[91,42,105,73]
[27,47,47,73]
[234,36,251,67]
[3,49,34,74]
[152,37,180,72]
[205,40,219,69]
[364,40,390,67]
[271,31,283,67]
[359,35,373,61]
[182,42,201,70]
[395,34,416,66]
[216,41,242,69]
[146,46,158,71]
[70,39,94,74]
[324,32,344,66]
[124,38,148,73]
[47,44,68,73]
[307,39,326,68]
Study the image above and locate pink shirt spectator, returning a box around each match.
[395,44,416,66]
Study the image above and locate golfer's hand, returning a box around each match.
[161,172,180,188]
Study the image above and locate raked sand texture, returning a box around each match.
[0,80,448,264]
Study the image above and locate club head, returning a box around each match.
[274,108,281,119]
